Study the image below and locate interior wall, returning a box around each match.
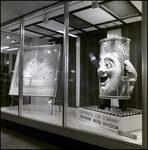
[1,53,9,73]
[80,31,107,106]
[68,37,76,107]
[122,21,142,109]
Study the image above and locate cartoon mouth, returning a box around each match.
[100,76,108,83]
[100,75,110,86]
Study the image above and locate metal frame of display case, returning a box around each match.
[142,2,147,148]
[18,17,24,116]
[1,1,147,149]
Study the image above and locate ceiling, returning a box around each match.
[1,1,142,53]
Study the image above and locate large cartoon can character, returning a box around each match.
[98,37,137,99]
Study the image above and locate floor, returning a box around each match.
[1,104,142,146]
[1,127,63,149]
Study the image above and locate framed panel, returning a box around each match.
[9,44,61,97]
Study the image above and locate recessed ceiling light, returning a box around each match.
[48,50,51,54]
[11,40,16,42]
[71,70,75,73]
[5,35,11,38]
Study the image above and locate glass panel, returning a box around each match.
[67,1,142,145]
[1,21,20,116]
[19,3,64,126]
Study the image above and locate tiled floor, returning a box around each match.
[1,127,63,149]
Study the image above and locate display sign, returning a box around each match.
[9,44,61,97]
[78,107,142,133]
[118,130,137,140]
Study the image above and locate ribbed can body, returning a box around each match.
[98,37,131,99]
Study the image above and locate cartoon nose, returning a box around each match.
[97,68,106,76]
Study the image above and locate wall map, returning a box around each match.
[9,44,61,97]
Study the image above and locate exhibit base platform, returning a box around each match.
[78,106,142,133]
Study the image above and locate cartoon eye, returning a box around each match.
[99,61,102,68]
[105,61,112,68]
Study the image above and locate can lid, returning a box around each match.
[99,37,131,43]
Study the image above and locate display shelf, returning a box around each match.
[78,106,142,133]
[1,105,142,145]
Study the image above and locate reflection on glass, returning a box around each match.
[1,51,18,115]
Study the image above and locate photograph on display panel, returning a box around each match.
[9,44,61,97]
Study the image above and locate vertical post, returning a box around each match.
[76,37,80,107]
[9,51,12,73]
[63,1,69,127]
[142,1,147,149]
[107,28,121,38]
[18,17,24,116]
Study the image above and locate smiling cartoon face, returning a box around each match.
[97,37,133,99]
[97,52,122,96]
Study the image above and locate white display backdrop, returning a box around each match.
[9,44,61,97]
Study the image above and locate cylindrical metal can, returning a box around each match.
[98,37,131,99]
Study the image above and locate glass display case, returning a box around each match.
[1,1,147,149]
[65,1,145,146]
